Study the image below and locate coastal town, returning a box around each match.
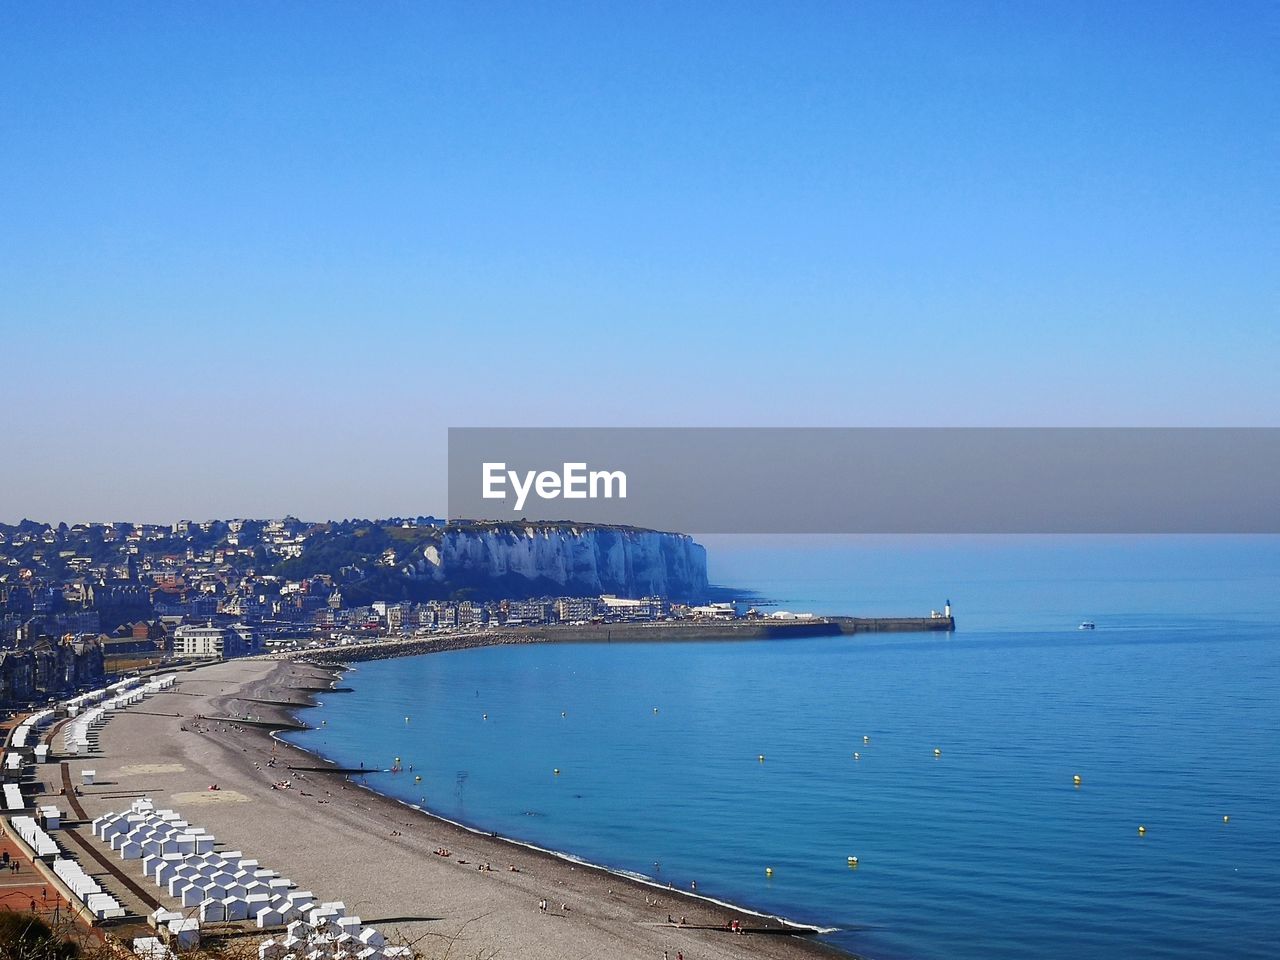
[0,517,773,709]
[0,519,859,960]
[6,2,1266,957]
[1,516,956,710]
[0,517,952,959]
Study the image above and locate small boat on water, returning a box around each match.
[1078,620,1096,630]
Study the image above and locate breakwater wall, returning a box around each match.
[287,614,955,665]
[831,616,954,633]
[522,619,837,642]
[300,633,545,665]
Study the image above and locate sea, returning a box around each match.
[284,536,1280,960]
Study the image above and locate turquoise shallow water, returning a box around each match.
[287,538,1280,960]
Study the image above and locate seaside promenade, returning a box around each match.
[19,658,846,960]
[0,827,80,930]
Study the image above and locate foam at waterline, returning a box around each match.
[385,793,838,935]
[260,732,840,936]
[274,661,840,936]
[273,672,840,936]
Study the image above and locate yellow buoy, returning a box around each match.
[1073,775,1082,785]
[863,735,870,744]
[1138,825,1146,835]
[414,775,422,782]
[394,756,400,763]
[847,856,858,865]
[934,748,942,757]
[765,867,773,876]
[1223,815,1230,823]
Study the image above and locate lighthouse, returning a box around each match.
[944,599,952,618]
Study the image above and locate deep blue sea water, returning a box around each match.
[286,537,1280,960]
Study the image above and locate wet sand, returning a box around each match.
[56,659,854,960]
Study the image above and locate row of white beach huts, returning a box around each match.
[5,670,414,959]
[1,673,178,922]
[99,797,411,959]
[63,674,178,756]
[12,808,125,920]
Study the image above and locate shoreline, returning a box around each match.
[274,672,839,937]
[274,659,849,942]
[62,656,860,960]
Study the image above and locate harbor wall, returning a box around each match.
[292,615,956,665]
[831,616,954,634]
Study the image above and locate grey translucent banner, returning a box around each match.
[447,428,1280,533]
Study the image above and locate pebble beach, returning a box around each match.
[52,658,849,960]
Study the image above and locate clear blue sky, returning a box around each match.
[1,1,1276,522]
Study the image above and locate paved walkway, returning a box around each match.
[0,829,77,928]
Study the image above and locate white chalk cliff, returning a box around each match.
[402,525,709,599]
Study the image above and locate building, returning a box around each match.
[102,632,161,657]
[505,600,551,625]
[687,602,737,620]
[173,624,237,659]
[0,638,104,707]
[230,623,258,654]
[598,595,669,620]
[428,602,456,629]
[456,601,484,628]
[385,603,411,633]
[555,597,597,622]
